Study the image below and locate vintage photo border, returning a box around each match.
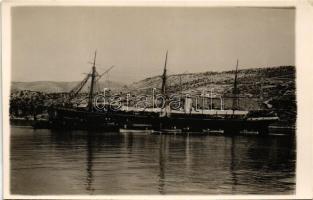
[2,0,313,199]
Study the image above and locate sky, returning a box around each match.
[12,7,295,84]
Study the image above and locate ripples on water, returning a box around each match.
[10,126,295,195]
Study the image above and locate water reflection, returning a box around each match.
[230,136,238,193]
[11,127,295,195]
[158,135,168,194]
[86,134,94,193]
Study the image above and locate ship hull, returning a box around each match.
[36,107,278,135]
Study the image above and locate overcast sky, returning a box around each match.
[12,7,295,84]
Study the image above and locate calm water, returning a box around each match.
[11,126,296,195]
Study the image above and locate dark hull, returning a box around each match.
[36,108,278,135]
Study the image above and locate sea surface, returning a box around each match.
[10,126,296,195]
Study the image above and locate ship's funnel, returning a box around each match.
[184,95,193,113]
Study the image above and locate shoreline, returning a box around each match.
[9,118,296,136]
[9,117,296,129]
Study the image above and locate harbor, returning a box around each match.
[9,51,292,136]
[7,6,298,196]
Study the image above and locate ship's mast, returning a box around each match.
[232,59,239,111]
[88,51,97,111]
[161,50,168,97]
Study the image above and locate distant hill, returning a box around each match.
[11,80,125,93]
[128,66,295,97]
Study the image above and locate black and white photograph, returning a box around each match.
[1,1,313,199]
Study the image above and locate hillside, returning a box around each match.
[11,80,125,93]
[128,66,295,97]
